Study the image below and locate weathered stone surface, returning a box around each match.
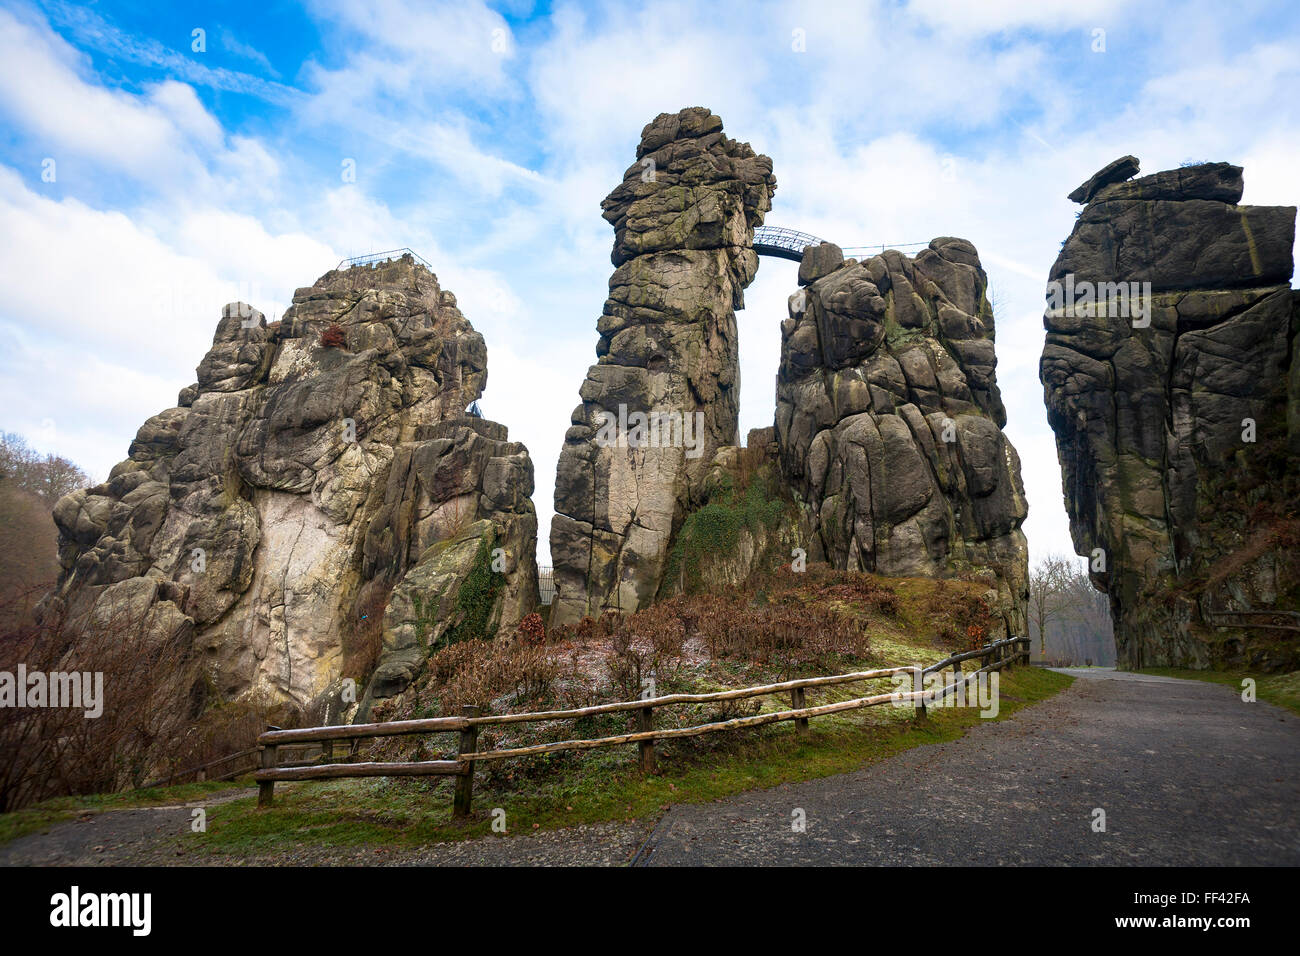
[1068,154,1140,204]
[777,238,1029,637]
[798,242,844,286]
[1052,196,1294,292]
[39,255,538,718]
[1041,159,1299,670]
[1091,162,1244,205]
[549,107,776,626]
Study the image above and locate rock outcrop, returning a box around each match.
[1040,158,1299,670]
[39,255,538,719]
[549,107,777,626]
[776,238,1030,637]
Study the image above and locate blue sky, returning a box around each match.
[2,0,1299,568]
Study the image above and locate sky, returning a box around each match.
[1,0,1298,569]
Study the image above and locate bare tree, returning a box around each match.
[0,431,92,507]
[1028,554,1080,655]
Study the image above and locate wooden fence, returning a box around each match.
[140,739,345,791]
[253,636,1029,814]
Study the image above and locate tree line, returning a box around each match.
[0,431,92,632]
[1028,554,1115,667]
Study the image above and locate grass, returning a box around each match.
[156,666,1072,857]
[1135,667,1300,715]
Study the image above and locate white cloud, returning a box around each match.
[3,0,1298,582]
[0,164,342,477]
[908,0,1130,35]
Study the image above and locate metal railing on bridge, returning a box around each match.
[753,226,931,263]
[752,226,828,261]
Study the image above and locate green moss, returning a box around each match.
[661,467,789,595]
[439,529,502,649]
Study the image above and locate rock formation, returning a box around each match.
[38,254,538,719]
[776,239,1029,637]
[1040,158,1299,669]
[549,107,777,626]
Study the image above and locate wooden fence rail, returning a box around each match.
[253,636,1029,815]
[140,747,259,790]
[140,738,346,791]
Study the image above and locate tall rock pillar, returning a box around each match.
[1040,157,1298,670]
[549,107,776,626]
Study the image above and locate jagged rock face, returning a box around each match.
[1040,159,1299,670]
[549,107,776,627]
[39,256,537,716]
[776,238,1029,638]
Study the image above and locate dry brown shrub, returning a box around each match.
[0,600,202,810]
[342,578,392,684]
[320,322,346,348]
[412,634,559,716]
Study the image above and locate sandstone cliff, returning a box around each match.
[777,239,1029,638]
[38,254,538,720]
[549,107,776,626]
[1040,158,1299,669]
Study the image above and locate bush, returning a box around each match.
[515,612,545,645]
[0,600,204,810]
[320,322,346,348]
[414,634,559,716]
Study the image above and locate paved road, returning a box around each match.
[633,668,1300,865]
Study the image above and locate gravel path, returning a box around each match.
[632,668,1300,865]
[5,669,1293,866]
[0,789,653,867]
[0,788,253,866]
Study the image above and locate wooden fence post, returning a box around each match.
[915,667,927,720]
[952,659,963,704]
[791,687,808,735]
[1004,638,1014,672]
[454,705,479,817]
[636,706,656,772]
[258,742,278,808]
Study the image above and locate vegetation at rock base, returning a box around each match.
[439,529,503,648]
[658,460,792,598]
[328,564,1006,819]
